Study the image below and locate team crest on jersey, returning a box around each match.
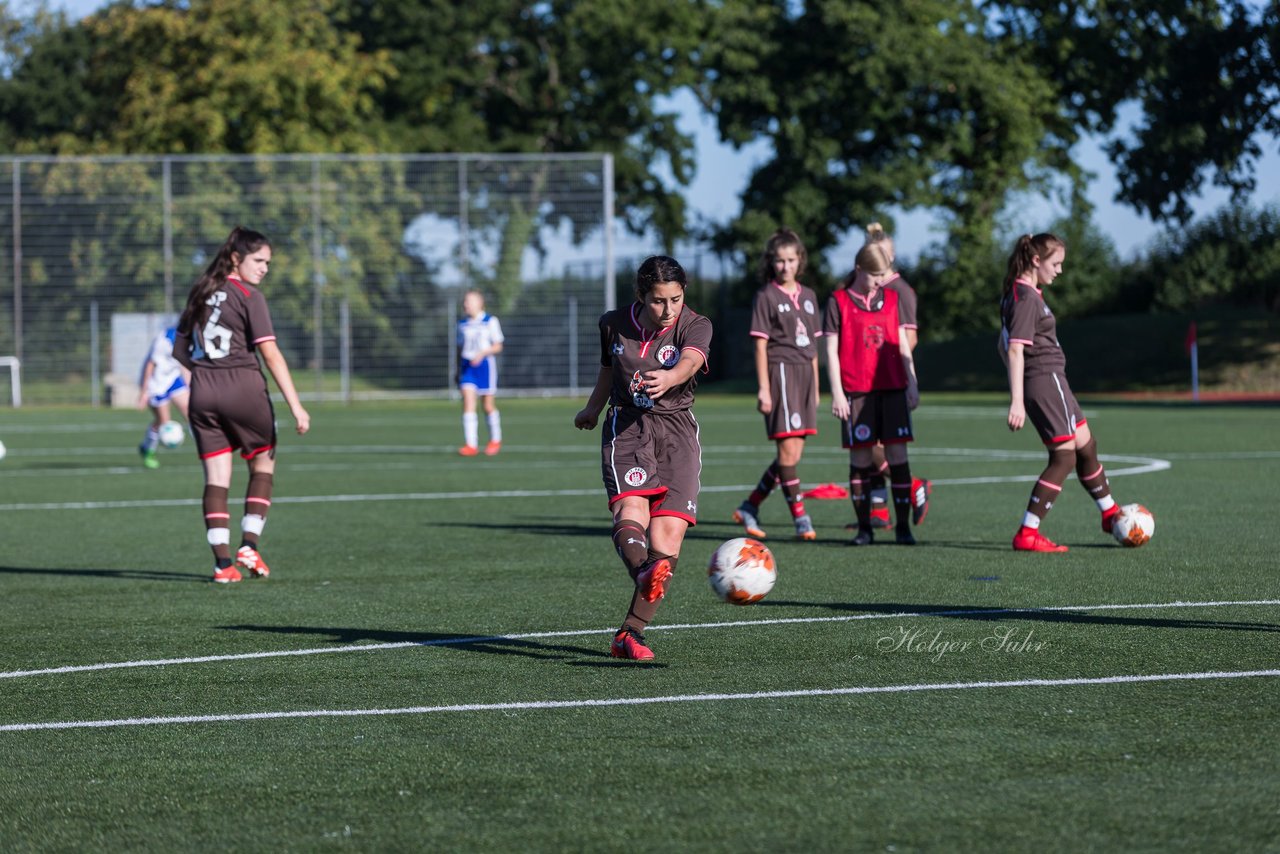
[863,324,886,350]
[804,299,815,314]
[854,424,872,442]
[624,466,648,487]
[790,412,802,429]
[656,344,679,367]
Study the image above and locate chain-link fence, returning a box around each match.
[0,153,615,406]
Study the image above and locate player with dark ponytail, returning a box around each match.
[174,227,310,582]
[1000,233,1123,552]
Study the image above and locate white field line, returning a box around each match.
[0,453,1171,511]
[3,668,1277,733]
[3,598,1276,682]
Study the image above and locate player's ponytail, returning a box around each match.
[179,226,270,334]
[758,228,807,284]
[1002,232,1064,299]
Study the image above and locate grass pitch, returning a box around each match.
[1,394,1278,851]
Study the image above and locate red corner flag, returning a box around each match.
[1184,321,1197,357]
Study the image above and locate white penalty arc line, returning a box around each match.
[3,669,1277,733]
[3,598,1276,682]
[0,454,1171,511]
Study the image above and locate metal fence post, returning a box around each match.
[603,154,615,313]
[311,157,324,398]
[340,297,351,404]
[11,161,22,363]
[89,300,100,407]
[162,158,174,314]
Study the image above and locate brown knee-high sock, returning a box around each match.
[849,463,875,532]
[241,472,273,549]
[777,464,806,519]
[888,461,914,533]
[623,552,678,633]
[611,520,649,577]
[1025,447,1076,525]
[1073,438,1114,509]
[747,461,781,507]
[203,485,232,567]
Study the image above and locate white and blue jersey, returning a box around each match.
[141,327,188,406]
[457,313,504,393]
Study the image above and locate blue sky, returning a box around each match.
[35,0,1280,271]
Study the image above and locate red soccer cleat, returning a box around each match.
[1012,526,1069,553]
[484,440,501,456]
[458,445,479,457]
[635,558,673,604]
[732,503,767,539]
[212,565,243,584]
[610,626,655,661]
[235,545,270,579]
[911,478,933,525]
[869,505,892,529]
[1101,504,1122,534]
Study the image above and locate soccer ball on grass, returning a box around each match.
[708,537,777,604]
[157,421,185,449]
[1111,503,1155,547]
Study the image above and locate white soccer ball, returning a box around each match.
[0,438,6,461]
[708,537,777,605]
[157,421,185,449]
[1112,503,1155,548]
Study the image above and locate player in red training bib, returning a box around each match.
[733,228,822,542]
[861,224,931,529]
[1000,233,1125,552]
[575,256,711,662]
[823,239,921,545]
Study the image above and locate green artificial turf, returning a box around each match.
[1,395,1278,851]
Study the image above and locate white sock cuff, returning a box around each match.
[207,527,231,546]
[241,514,266,535]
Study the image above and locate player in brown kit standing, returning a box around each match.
[824,239,921,546]
[733,228,821,542]
[575,256,712,661]
[1000,233,1122,552]
[174,227,311,583]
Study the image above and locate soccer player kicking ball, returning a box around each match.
[1000,233,1123,552]
[575,256,711,661]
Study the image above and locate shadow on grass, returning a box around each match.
[0,564,206,583]
[219,623,612,661]
[757,600,1280,632]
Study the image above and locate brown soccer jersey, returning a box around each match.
[1000,280,1067,379]
[749,281,821,364]
[175,278,277,371]
[883,273,919,333]
[599,303,712,412]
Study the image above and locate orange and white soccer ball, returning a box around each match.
[1111,503,1155,547]
[708,537,776,604]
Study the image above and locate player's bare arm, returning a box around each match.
[643,351,704,400]
[1005,341,1026,431]
[825,334,849,420]
[575,365,612,430]
[899,328,919,410]
[258,340,311,435]
[753,337,772,414]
